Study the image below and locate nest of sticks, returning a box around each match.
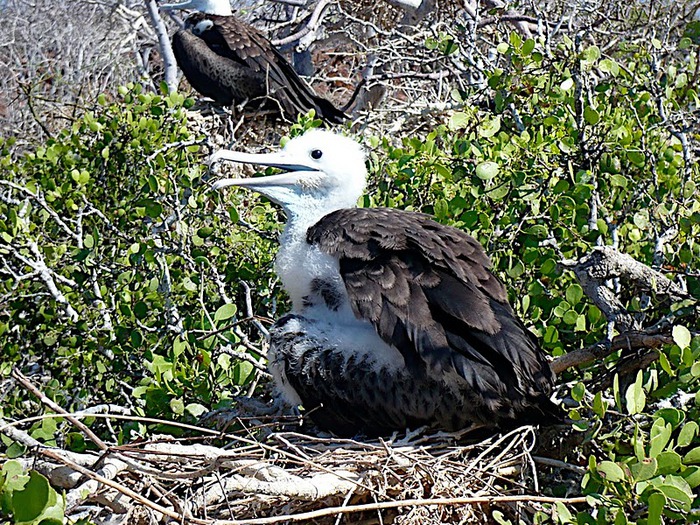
[67,418,566,524]
[8,369,582,524]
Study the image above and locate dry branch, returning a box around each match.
[145,0,179,93]
[561,246,687,332]
[551,332,672,374]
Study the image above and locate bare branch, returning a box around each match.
[560,246,687,332]
[12,241,79,322]
[144,0,179,93]
[551,331,672,374]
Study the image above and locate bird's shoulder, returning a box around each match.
[185,13,273,66]
[307,207,507,304]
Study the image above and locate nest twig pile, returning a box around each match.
[126,424,555,523]
[5,370,589,524]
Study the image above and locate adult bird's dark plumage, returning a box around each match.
[160,0,347,124]
[211,131,562,437]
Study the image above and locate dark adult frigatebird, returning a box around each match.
[211,131,562,436]
[159,0,347,124]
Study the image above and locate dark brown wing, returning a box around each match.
[307,208,558,421]
[179,13,346,123]
[172,28,263,105]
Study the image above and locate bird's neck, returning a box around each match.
[275,205,347,313]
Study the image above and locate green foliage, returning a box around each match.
[567,363,700,524]
[1,20,699,525]
[0,462,64,524]
[0,84,280,441]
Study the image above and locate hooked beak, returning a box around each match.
[210,149,320,191]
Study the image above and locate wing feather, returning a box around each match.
[307,207,557,408]
[180,13,346,123]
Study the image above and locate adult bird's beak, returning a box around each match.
[209,149,320,192]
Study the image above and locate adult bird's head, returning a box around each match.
[210,130,367,221]
[159,0,232,15]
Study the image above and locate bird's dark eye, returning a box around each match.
[310,149,323,160]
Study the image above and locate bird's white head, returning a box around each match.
[211,130,367,222]
[159,0,232,16]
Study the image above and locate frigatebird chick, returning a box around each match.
[211,131,562,437]
[160,0,347,124]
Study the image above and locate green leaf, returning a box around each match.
[571,382,585,402]
[654,451,681,475]
[543,325,559,344]
[625,370,646,415]
[610,174,628,188]
[12,471,50,521]
[554,501,573,522]
[677,421,698,448]
[475,161,499,180]
[657,477,693,512]
[170,398,184,415]
[597,460,625,482]
[682,466,700,488]
[654,407,684,429]
[133,301,148,320]
[478,116,501,138]
[448,112,470,130]
[672,325,691,349]
[630,458,657,481]
[599,59,620,76]
[592,392,606,417]
[649,420,672,457]
[646,492,665,525]
[1,460,29,492]
[565,284,584,305]
[626,150,646,167]
[185,403,208,417]
[492,510,512,525]
[584,107,600,125]
[683,447,700,465]
[521,39,535,56]
[581,45,600,63]
[563,310,579,325]
[613,374,622,411]
[633,210,649,229]
[214,303,237,322]
[197,226,214,238]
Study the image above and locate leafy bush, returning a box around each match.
[1,28,699,525]
[0,85,281,438]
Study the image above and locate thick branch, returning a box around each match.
[145,0,179,93]
[551,332,672,374]
[560,246,686,332]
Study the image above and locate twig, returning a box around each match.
[271,0,333,48]
[208,494,589,524]
[12,241,79,322]
[11,368,108,451]
[532,456,586,474]
[0,179,82,244]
